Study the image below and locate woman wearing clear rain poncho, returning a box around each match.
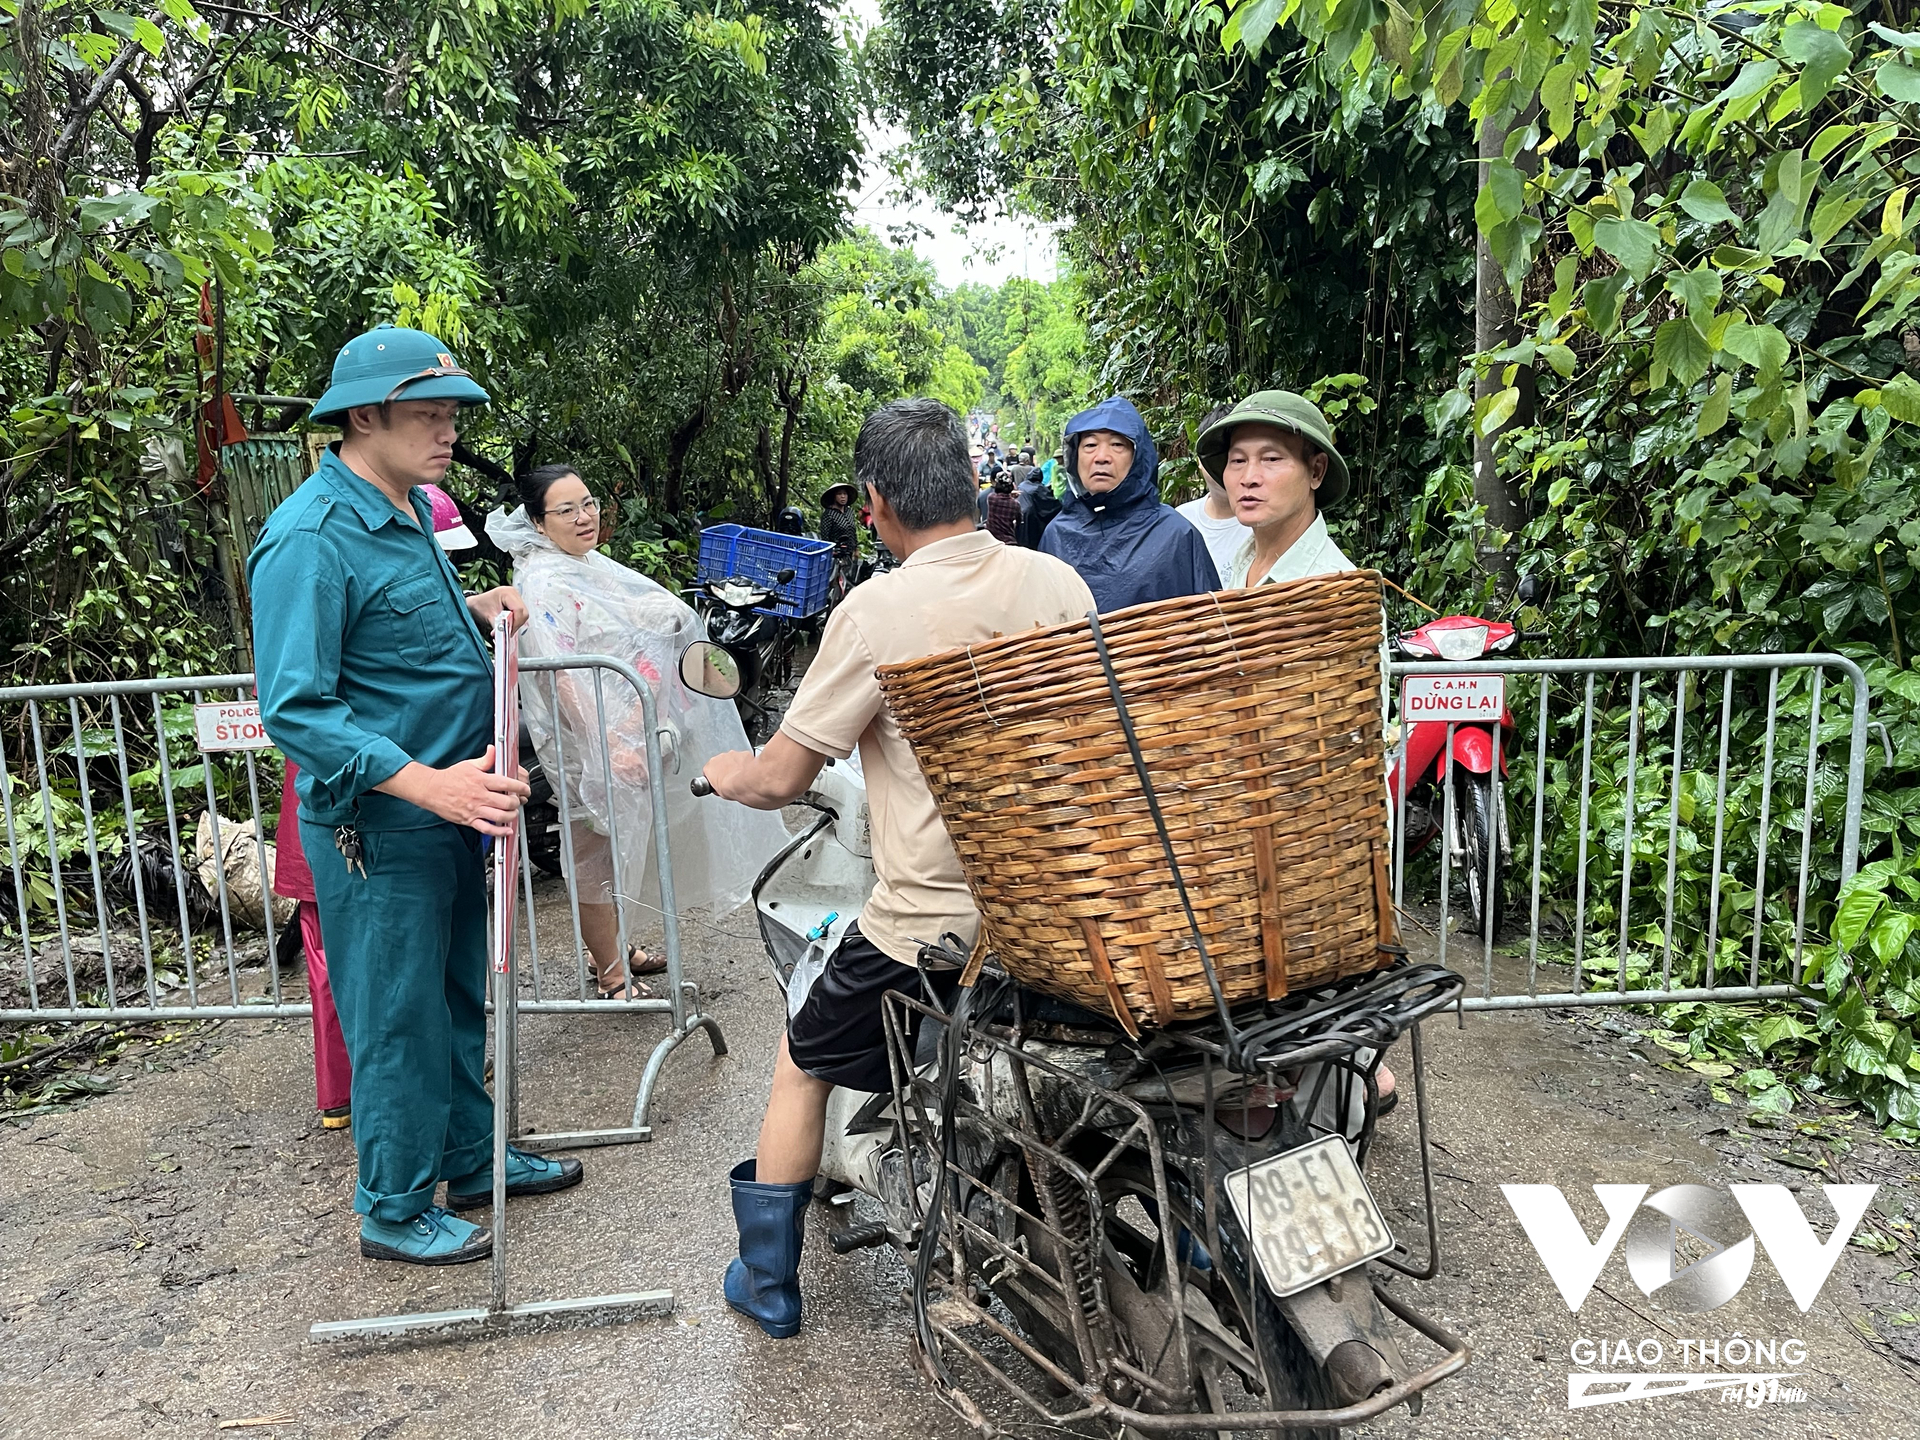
[487,465,788,999]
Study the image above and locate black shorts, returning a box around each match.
[788,921,929,1093]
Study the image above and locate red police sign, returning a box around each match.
[194,700,271,752]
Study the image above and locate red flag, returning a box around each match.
[191,284,248,493]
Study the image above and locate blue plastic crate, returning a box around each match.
[696,523,835,618]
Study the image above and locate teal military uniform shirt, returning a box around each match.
[249,447,493,831]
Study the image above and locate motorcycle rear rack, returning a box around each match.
[880,982,1470,1435]
[1138,958,1466,1074]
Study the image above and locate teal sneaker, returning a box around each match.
[445,1145,585,1211]
[359,1205,492,1265]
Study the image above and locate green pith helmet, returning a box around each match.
[310,324,490,422]
[1196,390,1351,510]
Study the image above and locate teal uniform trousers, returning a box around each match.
[303,819,493,1220]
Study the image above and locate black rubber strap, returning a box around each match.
[1084,609,1244,1059]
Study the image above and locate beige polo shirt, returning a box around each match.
[780,530,1095,966]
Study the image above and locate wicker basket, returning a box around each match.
[875,570,1399,1036]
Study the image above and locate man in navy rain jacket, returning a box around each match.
[1040,396,1220,611]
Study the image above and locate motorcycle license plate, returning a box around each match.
[1222,1136,1394,1298]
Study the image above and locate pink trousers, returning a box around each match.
[302,902,353,1111]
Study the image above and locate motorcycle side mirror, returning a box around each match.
[776,567,796,584]
[1515,573,1542,606]
[679,640,743,700]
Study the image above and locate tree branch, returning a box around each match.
[0,498,64,568]
[121,71,164,184]
[51,33,149,169]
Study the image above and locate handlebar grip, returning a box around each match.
[691,776,713,798]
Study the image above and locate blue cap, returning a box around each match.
[310,324,490,422]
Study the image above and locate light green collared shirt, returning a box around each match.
[1224,513,1356,588]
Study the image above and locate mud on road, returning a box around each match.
[2,895,1918,1439]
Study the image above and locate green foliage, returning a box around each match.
[1,0,869,689]
[998,276,1095,450]
[881,0,1920,1133]
[877,0,1478,537]
[1,5,274,684]
[928,274,1094,450]
[1288,0,1920,1135]
[1,699,266,925]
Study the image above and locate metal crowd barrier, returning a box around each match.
[0,657,726,1144]
[1385,653,1872,1013]
[510,654,726,1147]
[6,650,1871,1085]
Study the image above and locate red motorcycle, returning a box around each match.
[1387,600,1537,936]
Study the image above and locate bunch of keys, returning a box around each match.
[335,824,366,877]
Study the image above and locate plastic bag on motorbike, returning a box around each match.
[486,506,788,919]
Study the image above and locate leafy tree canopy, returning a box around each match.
[875,0,1920,1132]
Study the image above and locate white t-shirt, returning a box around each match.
[1175,496,1245,582]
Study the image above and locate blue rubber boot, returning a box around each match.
[445,1145,584,1210]
[722,1159,810,1339]
[359,1205,492,1265]
[1176,1228,1214,1273]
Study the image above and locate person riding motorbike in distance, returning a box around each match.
[699,397,1095,1340]
[818,480,860,577]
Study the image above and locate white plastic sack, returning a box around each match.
[194,812,296,931]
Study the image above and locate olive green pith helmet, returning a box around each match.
[1195,390,1350,509]
[310,324,490,422]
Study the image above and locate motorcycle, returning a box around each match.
[680,642,1471,1436]
[1386,581,1543,938]
[686,568,799,745]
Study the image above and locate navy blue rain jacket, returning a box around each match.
[1040,396,1220,612]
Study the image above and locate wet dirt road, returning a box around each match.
[2,889,1917,1439]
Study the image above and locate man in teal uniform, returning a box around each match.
[250,325,584,1265]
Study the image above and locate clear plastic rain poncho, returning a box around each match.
[486,506,787,923]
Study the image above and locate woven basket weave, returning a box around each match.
[874,570,1398,1036]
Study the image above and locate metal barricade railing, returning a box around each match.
[0,657,726,1145]
[0,673,281,1022]
[509,653,726,1147]
[1386,653,1871,1012]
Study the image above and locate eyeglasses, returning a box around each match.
[546,497,601,522]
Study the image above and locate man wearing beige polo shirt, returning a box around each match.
[700,397,1094,1340]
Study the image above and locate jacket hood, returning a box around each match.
[484,505,557,561]
[1040,396,1220,611]
[1063,396,1160,514]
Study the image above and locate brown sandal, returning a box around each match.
[595,975,655,1001]
[594,945,662,999]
